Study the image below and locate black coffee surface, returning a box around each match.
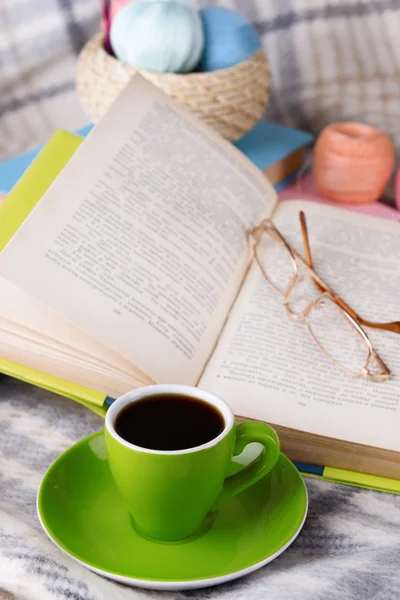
[115,394,225,451]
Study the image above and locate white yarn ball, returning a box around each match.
[110,0,204,73]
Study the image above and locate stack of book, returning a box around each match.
[1,75,399,494]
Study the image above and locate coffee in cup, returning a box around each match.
[105,384,280,542]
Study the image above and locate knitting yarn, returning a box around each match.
[313,122,394,204]
[199,6,261,72]
[110,0,204,73]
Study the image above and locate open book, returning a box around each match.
[1,76,399,479]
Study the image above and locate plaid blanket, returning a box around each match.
[1,1,400,599]
[0,0,99,161]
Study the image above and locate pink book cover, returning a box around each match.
[279,172,400,221]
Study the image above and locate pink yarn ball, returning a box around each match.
[101,0,135,53]
[101,0,133,33]
[110,0,133,22]
[395,168,400,210]
[314,122,394,204]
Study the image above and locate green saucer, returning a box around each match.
[37,432,308,590]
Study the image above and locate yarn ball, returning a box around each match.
[110,0,204,73]
[313,122,394,204]
[199,6,261,72]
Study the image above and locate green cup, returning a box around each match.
[105,384,280,542]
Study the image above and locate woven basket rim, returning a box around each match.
[90,32,268,80]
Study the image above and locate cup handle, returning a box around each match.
[212,421,280,510]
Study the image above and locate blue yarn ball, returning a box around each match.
[199,6,261,72]
[110,0,204,73]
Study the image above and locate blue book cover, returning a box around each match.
[0,122,313,195]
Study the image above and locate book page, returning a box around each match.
[200,200,400,451]
[0,75,276,385]
[0,278,143,377]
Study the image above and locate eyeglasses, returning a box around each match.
[251,212,399,382]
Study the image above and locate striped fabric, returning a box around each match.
[1,0,400,160]
[0,0,99,160]
[203,0,400,160]
[1,379,400,600]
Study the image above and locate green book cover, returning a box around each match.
[0,130,107,415]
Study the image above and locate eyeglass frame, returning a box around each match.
[251,218,391,382]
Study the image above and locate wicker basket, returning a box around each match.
[76,34,271,141]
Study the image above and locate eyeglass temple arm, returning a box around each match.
[299,211,400,335]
